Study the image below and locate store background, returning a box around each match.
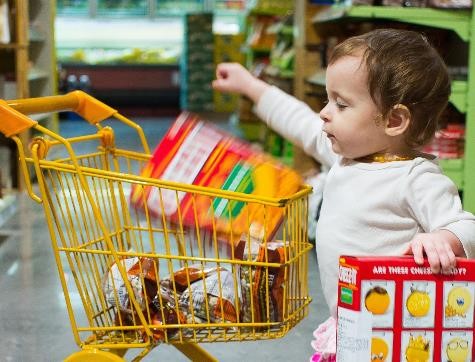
[0,0,473,360]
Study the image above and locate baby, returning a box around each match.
[213,28,475,360]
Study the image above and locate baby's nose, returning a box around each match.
[320,107,330,123]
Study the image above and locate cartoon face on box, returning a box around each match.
[371,331,393,362]
[402,331,434,362]
[442,331,472,362]
[443,282,475,328]
[403,281,436,328]
[361,280,395,327]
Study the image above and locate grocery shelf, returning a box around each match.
[439,158,464,190]
[0,42,23,49]
[28,68,50,81]
[312,5,471,41]
[249,7,292,17]
[305,70,326,87]
[450,80,468,114]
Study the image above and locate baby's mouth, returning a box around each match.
[325,132,335,141]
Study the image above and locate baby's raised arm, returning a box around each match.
[213,63,338,168]
[212,63,270,103]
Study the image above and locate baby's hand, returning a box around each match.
[212,63,254,94]
[403,230,464,274]
[212,63,270,103]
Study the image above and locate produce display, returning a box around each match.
[57,47,179,65]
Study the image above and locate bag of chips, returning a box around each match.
[235,237,288,323]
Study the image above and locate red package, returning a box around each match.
[130,112,302,243]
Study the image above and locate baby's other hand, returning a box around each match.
[403,230,463,274]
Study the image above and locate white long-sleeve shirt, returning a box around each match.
[254,86,475,316]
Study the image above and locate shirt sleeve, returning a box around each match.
[404,160,475,259]
[254,85,337,168]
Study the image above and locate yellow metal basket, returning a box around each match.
[0,91,313,361]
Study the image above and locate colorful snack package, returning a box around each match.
[129,112,302,244]
[105,258,187,342]
[113,295,185,343]
[235,237,288,323]
[147,283,186,342]
[167,265,241,324]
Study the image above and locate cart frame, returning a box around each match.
[0,91,313,361]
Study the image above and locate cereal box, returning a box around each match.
[337,256,475,362]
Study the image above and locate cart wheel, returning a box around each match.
[64,349,125,362]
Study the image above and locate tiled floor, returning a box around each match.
[0,117,328,362]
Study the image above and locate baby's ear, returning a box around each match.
[385,104,411,137]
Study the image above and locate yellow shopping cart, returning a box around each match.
[0,91,313,361]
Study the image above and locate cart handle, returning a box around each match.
[0,91,117,137]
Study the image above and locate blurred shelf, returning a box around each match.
[243,45,273,53]
[0,42,23,49]
[312,5,471,41]
[439,158,464,190]
[249,7,292,17]
[264,65,294,79]
[28,68,50,81]
[29,28,46,42]
[305,70,326,87]
[450,80,467,114]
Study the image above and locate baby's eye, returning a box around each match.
[336,102,347,110]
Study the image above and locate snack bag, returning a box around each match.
[113,292,185,343]
[166,265,241,324]
[146,282,186,342]
[235,237,288,323]
[104,257,187,342]
[103,256,158,313]
[130,112,302,243]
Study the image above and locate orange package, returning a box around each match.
[130,112,302,243]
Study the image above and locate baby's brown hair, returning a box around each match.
[329,28,451,148]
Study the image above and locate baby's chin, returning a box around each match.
[329,142,367,160]
[330,146,351,159]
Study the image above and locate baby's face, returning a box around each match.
[320,55,390,159]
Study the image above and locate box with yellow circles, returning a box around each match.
[337,256,475,362]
